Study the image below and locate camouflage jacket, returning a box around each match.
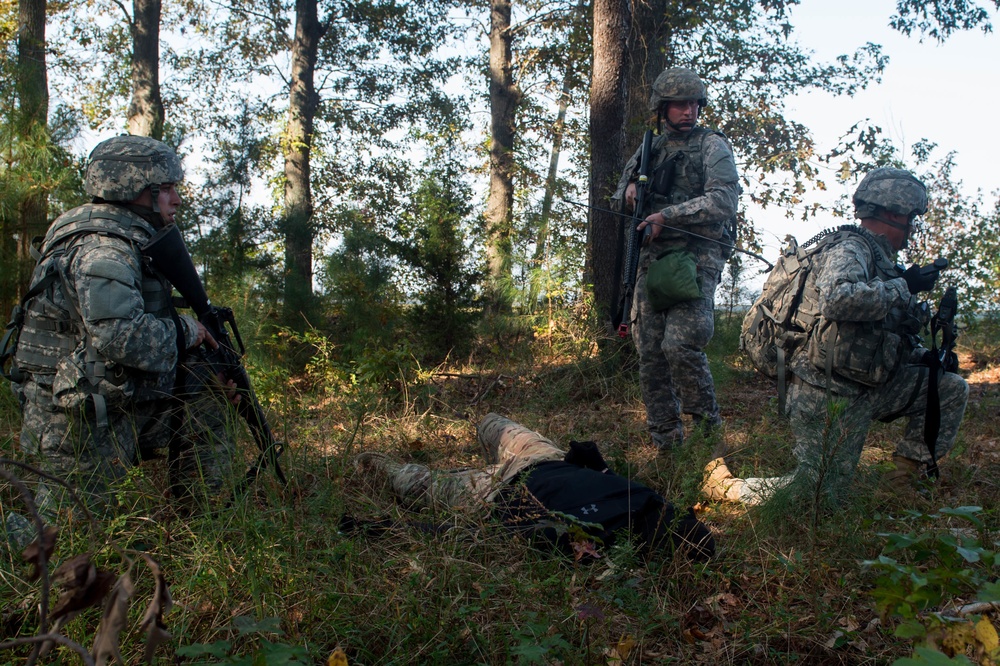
[790,226,924,394]
[15,203,199,411]
[612,126,741,259]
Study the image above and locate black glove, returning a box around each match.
[902,264,938,294]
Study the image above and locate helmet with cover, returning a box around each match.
[84,135,184,202]
[852,167,928,221]
[648,67,708,112]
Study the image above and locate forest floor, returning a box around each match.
[2,315,999,665]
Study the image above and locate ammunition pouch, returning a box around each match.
[807,319,902,387]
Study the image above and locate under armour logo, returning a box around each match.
[580,504,599,515]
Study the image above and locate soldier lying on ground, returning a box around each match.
[353,413,715,562]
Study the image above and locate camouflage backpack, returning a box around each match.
[739,226,888,408]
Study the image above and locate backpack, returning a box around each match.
[739,226,888,407]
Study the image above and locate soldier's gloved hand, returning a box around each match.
[902,264,937,294]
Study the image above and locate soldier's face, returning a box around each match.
[157,183,182,224]
[880,211,913,251]
[664,100,699,131]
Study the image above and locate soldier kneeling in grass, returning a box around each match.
[353,413,715,562]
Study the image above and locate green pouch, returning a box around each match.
[646,250,701,311]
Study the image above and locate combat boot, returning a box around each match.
[702,457,746,502]
[883,454,928,495]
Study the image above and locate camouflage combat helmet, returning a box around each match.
[853,167,928,221]
[84,135,183,202]
[648,67,708,112]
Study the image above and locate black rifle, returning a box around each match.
[612,129,654,338]
[142,224,287,493]
[922,282,958,479]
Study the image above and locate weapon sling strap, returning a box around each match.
[923,321,945,478]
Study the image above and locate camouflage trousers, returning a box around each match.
[632,246,724,446]
[787,365,968,499]
[382,418,566,512]
[18,360,236,517]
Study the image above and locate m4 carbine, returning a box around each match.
[613,129,654,338]
[143,224,287,493]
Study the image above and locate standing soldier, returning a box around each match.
[7,135,236,515]
[612,67,741,452]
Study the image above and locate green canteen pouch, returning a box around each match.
[646,250,701,311]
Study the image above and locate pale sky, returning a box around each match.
[750,0,1000,256]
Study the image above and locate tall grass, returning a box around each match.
[2,313,999,663]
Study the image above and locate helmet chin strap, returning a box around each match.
[874,213,914,248]
[149,184,161,214]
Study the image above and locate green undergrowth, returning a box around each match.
[2,314,1000,664]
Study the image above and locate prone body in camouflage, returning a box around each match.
[612,125,740,448]
[376,414,566,510]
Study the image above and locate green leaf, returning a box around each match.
[939,506,984,526]
[177,640,233,658]
[956,545,982,563]
[892,645,975,664]
[233,616,284,636]
[894,620,928,639]
[977,580,1000,603]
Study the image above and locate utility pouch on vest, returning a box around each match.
[649,152,679,197]
[807,319,902,387]
[646,250,701,311]
[52,345,136,412]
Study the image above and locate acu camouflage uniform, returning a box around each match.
[11,136,235,515]
[612,100,740,448]
[782,225,968,500]
[360,415,565,511]
[706,169,968,505]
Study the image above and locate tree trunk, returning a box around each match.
[587,0,629,328]
[484,0,518,314]
[624,0,671,150]
[127,0,165,139]
[527,73,571,310]
[15,0,49,304]
[283,0,322,330]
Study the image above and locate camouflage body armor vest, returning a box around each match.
[13,203,176,417]
[802,227,916,387]
[645,126,737,249]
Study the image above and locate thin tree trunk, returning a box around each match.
[527,75,571,311]
[587,0,629,328]
[127,0,165,139]
[283,0,323,330]
[484,0,518,315]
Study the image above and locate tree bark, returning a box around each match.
[528,73,571,310]
[127,0,165,139]
[624,0,671,150]
[587,0,629,328]
[15,0,49,303]
[484,0,518,314]
[283,0,322,330]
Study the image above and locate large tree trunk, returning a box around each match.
[586,0,629,329]
[624,0,671,150]
[14,0,49,306]
[484,0,518,315]
[127,0,165,139]
[283,0,322,330]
